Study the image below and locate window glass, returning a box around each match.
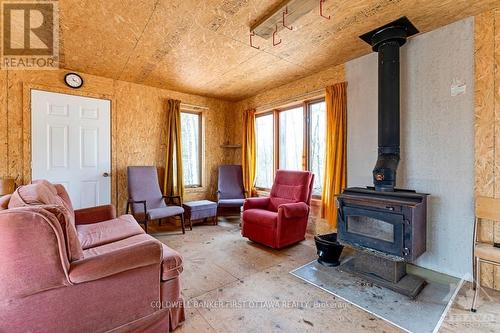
[279,106,304,170]
[309,101,326,195]
[255,114,274,189]
[181,112,201,187]
[253,99,326,197]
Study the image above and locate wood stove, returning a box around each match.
[338,187,427,262]
[337,17,429,298]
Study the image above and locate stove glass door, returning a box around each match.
[339,206,405,258]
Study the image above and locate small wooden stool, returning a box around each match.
[182,200,218,229]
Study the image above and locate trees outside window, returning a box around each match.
[254,99,326,197]
[255,113,274,189]
[181,112,201,187]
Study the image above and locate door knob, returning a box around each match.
[103,172,110,177]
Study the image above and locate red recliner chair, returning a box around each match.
[241,170,314,249]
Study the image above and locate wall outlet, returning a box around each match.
[451,78,466,97]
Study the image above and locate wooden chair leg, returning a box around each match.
[180,214,186,234]
[144,220,148,234]
[159,218,162,226]
[471,257,480,312]
[190,217,193,230]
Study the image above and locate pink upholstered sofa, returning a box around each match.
[0,180,185,332]
[242,170,314,249]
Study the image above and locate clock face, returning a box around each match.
[64,73,83,88]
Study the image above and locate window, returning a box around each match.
[255,113,274,189]
[181,112,202,187]
[254,99,326,197]
[308,100,326,195]
[279,106,304,170]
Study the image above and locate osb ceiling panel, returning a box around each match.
[60,0,500,101]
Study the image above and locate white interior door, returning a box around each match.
[31,89,111,209]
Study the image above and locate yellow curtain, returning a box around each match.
[242,108,256,197]
[321,82,347,228]
[164,99,184,199]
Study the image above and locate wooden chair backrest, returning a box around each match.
[476,196,500,221]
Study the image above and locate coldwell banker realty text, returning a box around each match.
[1,0,59,69]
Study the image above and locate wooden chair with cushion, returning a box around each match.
[126,166,185,234]
[217,165,246,216]
[471,196,500,312]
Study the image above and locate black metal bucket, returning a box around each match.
[314,233,344,267]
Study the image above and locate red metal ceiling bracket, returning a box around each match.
[249,31,260,49]
[320,0,331,20]
[282,6,293,30]
[273,24,282,46]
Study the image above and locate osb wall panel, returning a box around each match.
[235,64,345,112]
[3,69,233,214]
[474,9,500,290]
[114,80,233,213]
[475,11,495,198]
[0,71,7,178]
[495,9,500,198]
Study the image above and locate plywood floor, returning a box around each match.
[150,217,500,333]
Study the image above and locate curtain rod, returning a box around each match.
[180,102,209,111]
[255,88,325,113]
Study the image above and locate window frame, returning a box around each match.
[276,103,307,171]
[253,98,326,198]
[254,110,276,191]
[306,98,327,198]
[180,110,203,188]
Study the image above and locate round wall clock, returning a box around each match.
[64,72,84,89]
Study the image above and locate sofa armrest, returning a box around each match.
[69,240,162,284]
[278,202,309,219]
[74,204,116,225]
[243,197,270,210]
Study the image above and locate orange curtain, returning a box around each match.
[242,108,256,197]
[164,99,184,200]
[321,82,347,228]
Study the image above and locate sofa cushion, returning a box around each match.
[42,205,84,261]
[8,182,83,261]
[242,209,277,228]
[83,234,183,280]
[83,234,152,257]
[77,214,145,250]
[8,181,59,209]
[0,194,11,210]
[53,183,75,217]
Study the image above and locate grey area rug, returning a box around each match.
[290,259,462,333]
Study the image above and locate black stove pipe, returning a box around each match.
[360,17,418,192]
